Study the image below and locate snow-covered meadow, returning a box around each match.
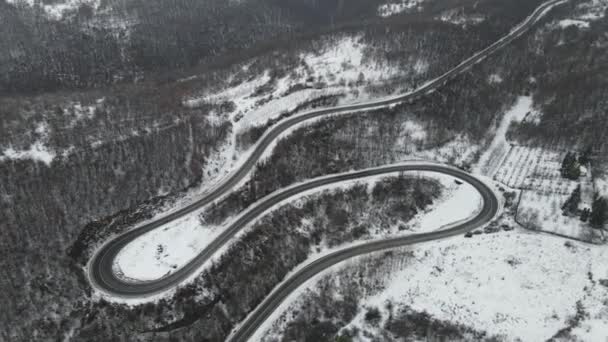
[475,96,535,178]
[260,230,608,342]
[344,232,608,341]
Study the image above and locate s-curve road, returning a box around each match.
[88,0,562,335]
[90,163,498,297]
[228,163,499,342]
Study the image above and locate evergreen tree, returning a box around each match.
[562,185,581,215]
[590,195,607,229]
[580,208,591,222]
[561,152,581,180]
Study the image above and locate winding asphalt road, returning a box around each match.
[88,0,564,338]
[229,164,499,342]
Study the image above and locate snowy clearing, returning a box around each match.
[6,0,101,20]
[495,145,544,189]
[475,96,534,177]
[558,19,591,28]
[438,9,486,26]
[342,233,608,341]
[377,0,425,17]
[185,35,418,130]
[261,232,608,342]
[550,0,608,29]
[113,210,222,281]
[517,189,602,242]
[492,142,599,242]
[0,122,56,165]
[412,173,483,233]
[0,142,56,166]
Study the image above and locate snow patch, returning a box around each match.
[438,9,486,26]
[0,121,56,165]
[378,0,425,17]
[0,142,56,166]
[114,212,221,281]
[558,19,591,28]
[6,0,101,20]
[575,0,608,21]
[488,73,503,84]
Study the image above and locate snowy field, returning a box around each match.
[345,233,608,341]
[112,211,222,281]
[475,96,535,178]
[492,143,599,241]
[261,232,608,342]
[494,146,544,189]
[516,189,601,242]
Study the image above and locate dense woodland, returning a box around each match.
[0,0,543,94]
[1,0,607,340]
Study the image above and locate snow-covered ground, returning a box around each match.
[185,35,420,131]
[413,173,483,232]
[113,211,222,281]
[261,231,608,342]
[377,0,425,17]
[6,0,101,20]
[438,9,486,26]
[488,73,504,84]
[550,0,608,29]
[511,149,596,242]
[595,175,608,199]
[558,19,591,28]
[342,233,608,341]
[495,146,544,189]
[490,141,599,241]
[475,96,534,177]
[0,122,56,166]
[573,0,608,21]
[0,142,56,166]
[517,189,601,242]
